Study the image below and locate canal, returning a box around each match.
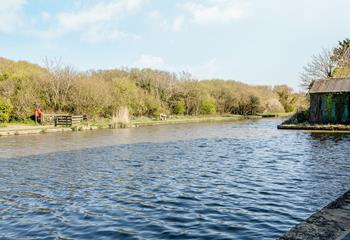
[0,119,349,239]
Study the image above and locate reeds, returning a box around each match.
[111,106,130,128]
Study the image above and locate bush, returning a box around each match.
[274,85,297,113]
[143,94,163,117]
[199,97,216,115]
[0,99,13,123]
[173,101,186,115]
[265,98,285,113]
[248,95,260,115]
[282,111,309,125]
[11,85,39,120]
[70,76,111,117]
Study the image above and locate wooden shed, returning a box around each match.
[309,78,350,124]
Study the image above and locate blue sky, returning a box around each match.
[1,0,349,90]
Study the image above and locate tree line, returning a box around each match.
[0,57,305,123]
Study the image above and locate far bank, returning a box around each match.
[0,114,274,137]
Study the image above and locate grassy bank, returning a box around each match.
[84,114,262,129]
[258,112,294,118]
[0,114,262,136]
[131,114,261,127]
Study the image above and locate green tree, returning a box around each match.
[332,38,350,66]
[274,85,297,112]
[332,38,350,77]
[199,97,216,115]
[0,99,13,123]
[247,95,260,115]
[173,101,186,115]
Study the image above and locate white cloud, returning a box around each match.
[183,0,248,25]
[83,24,141,43]
[0,0,26,33]
[188,58,220,78]
[36,0,145,42]
[57,0,144,30]
[134,54,165,69]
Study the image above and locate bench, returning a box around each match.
[54,115,87,127]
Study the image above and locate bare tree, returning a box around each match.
[300,48,336,90]
[41,57,77,112]
[178,71,194,81]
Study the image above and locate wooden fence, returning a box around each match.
[54,115,87,127]
[42,114,63,123]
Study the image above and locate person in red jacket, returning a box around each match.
[34,105,42,124]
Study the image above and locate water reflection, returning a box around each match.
[310,132,350,141]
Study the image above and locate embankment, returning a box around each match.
[0,115,262,137]
[280,191,350,240]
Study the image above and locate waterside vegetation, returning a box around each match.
[0,57,305,127]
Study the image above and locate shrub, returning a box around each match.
[11,85,39,120]
[0,99,13,123]
[143,94,162,117]
[173,101,186,115]
[274,85,297,113]
[265,98,285,113]
[248,95,260,115]
[199,97,216,115]
[70,76,111,117]
[111,106,130,128]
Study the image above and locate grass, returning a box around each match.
[1,119,38,129]
[75,114,260,129]
[0,114,263,132]
[259,112,294,118]
[88,118,111,129]
[6,119,40,126]
[131,114,261,127]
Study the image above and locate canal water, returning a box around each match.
[0,119,350,239]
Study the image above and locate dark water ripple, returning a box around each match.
[0,120,350,239]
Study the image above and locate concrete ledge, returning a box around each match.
[278,124,350,132]
[0,127,73,136]
[280,191,350,240]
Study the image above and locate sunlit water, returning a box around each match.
[1,119,350,239]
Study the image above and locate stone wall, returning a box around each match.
[280,191,350,240]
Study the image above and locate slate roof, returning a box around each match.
[309,78,350,93]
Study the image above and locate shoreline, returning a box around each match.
[0,115,263,137]
[278,124,350,133]
[280,190,350,240]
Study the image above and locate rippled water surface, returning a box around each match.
[1,119,350,239]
